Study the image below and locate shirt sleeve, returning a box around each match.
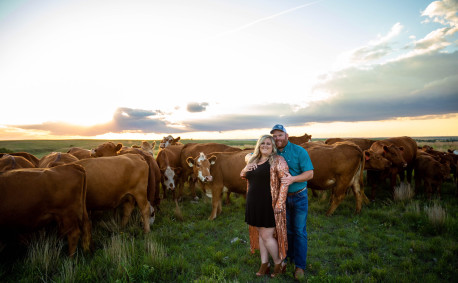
[298,147,314,172]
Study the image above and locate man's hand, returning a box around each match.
[281,172,294,186]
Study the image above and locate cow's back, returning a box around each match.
[39,152,79,168]
[326,138,375,151]
[210,150,250,194]
[0,155,35,171]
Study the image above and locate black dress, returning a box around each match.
[245,161,276,228]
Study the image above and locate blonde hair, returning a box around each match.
[248,135,277,165]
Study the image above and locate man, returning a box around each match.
[271,124,314,280]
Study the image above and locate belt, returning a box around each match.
[287,187,306,196]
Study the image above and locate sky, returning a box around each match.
[0,0,457,140]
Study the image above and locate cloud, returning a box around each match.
[346,23,403,64]
[187,102,209,113]
[422,0,458,27]
[14,107,188,136]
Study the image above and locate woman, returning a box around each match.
[240,135,289,278]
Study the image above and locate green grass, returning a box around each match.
[0,139,457,282]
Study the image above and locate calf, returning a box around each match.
[288,133,312,145]
[0,164,92,256]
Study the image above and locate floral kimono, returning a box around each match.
[240,155,289,260]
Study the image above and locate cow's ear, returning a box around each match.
[174,137,181,143]
[383,145,389,154]
[209,155,217,165]
[116,143,123,151]
[399,146,404,151]
[152,141,156,149]
[364,151,371,161]
[186,157,194,167]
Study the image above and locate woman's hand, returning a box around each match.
[244,163,257,171]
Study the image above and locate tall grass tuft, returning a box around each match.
[25,231,64,279]
[144,237,166,263]
[424,201,447,227]
[406,200,421,216]
[58,258,78,283]
[394,183,414,202]
[104,235,136,275]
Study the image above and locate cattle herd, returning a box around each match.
[0,134,457,256]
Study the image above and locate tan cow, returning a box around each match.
[132,141,156,155]
[0,154,36,171]
[368,136,417,199]
[156,145,184,196]
[159,135,181,149]
[180,143,242,199]
[67,147,93,160]
[188,150,250,220]
[288,133,312,145]
[326,138,376,151]
[38,152,79,168]
[74,154,152,232]
[0,152,40,167]
[415,152,451,198]
[301,142,367,216]
[0,164,92,256]
[91,142,123,157]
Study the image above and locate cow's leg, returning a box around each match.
[225,191,231,205]
[326,184,347,216]
[406,166,414,184]
[350,183,363,214]
[208,187,221,220]
[59,217,81,257]
[133,194,152,233]
[120,196,136,227]
[414,174,421,196]
[367,170,377,201]
[389,167,399,198]
[80,206,93,253]
[425,181,432,200]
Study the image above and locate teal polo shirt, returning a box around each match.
[277,141,314,193]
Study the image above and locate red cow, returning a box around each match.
[38,152,79,168]
[0,164,92,256]
[301,142,367,215]
[0,152,40,167]
[415,152,451,198]
[67,147,93,160]
[0,154,35,171]
[288,133,312,145]
[326,138,376,151]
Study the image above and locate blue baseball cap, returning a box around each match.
[270,124,287,134]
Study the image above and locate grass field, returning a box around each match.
[0,139,457,282]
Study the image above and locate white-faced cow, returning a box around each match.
[180,143,242,199]
[159,135,181,149]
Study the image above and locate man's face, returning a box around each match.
[272,130,288,149]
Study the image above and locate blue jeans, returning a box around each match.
[286,188,308,270]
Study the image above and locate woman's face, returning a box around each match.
[259,138,273,156]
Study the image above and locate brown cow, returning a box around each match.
[0,154,35,171]
[67,147,93,160]
[363,149,392,171]
[196,150,250,220]
[288,133,312,145]
[159,135,181,149]
[326,138,376,151]
[0,164,92,256]
[0,152,40,167]
[415,153,451,199]
[90,142,161,213]
[180,143,242,199]
[38,152,79,168]
[301,142,367,215]
[156,145,184,196]
[367,136,417,200]
[74,154,152,232]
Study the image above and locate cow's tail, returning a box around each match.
[77,164,93,253]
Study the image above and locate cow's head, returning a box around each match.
[141,141,156,154]
[186,152,216,183]
[91,142,123,157]
[364,150,392,171]
[381,144,407,168]
[160,166,182,191]
[159,135,181,149]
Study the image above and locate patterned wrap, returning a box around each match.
[240,155,290,260]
